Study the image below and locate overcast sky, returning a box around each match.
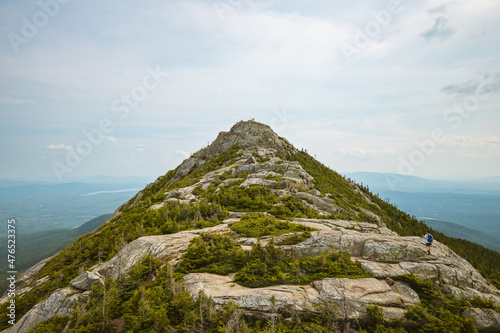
[1,0,499,182]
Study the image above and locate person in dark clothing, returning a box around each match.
[423,231,433,254]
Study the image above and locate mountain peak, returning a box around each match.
[166,121,294,187]
[196,120,292,159]
[5,121,500,333]
[229,120,274,134]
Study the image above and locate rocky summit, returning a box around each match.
[2,121,500,332]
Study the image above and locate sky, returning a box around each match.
[1,0,499,182]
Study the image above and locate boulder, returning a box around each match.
[286,219,499,304]
[357,260,407,278]
[70,271,104,291]
[313,278,417,319]
[362,239,426,262]
[462,308,500,331]
[240,178,277,189]
[390,281,420,306]
[296,192,339,213]
[6,287,88,333]
[168,157,202,186]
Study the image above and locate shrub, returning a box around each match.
[230,213,315,238]
[277,231,311,245]
[27,316,70,333]
[176,233,247,275]
[234,241,371,288]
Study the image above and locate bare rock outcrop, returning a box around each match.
[289,220,499,304]
[166,121,292,187]
[183,273,320,318]
[4,287,88,333]
[70,271,104,291]
[92,224,229,281]
[200,121,292,158]
[462,308,500,331]
[182,274,419,321]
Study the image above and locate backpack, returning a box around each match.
[427,234,433,242]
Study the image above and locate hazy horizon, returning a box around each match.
[2,171,500,186]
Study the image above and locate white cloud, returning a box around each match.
[176,150,190,159]
[478,136,500,146]
[104,136,117,144]
[131,145,146,160]
[45,144,73,151]
[421,16,454,41]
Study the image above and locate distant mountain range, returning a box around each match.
[345,172,500,195]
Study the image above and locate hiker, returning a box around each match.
[423,231,433,254]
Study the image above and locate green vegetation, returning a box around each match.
[277,231,312,245]
[234,240,371,288]
[9,143,500,333]
[359,305,406,333]
[201,183,325,219]
[359,274,494,332]
[288,151,375,221]
[0,199,227,331]
[265,174,283,181]
[291,149,500,287]
[230,213,315,238]
[176,233,247,275]
[219,170,236,180]
[27,256,252,332]
[26,255,351,333]
[172,144,243,190]
[203,184,279,212]
[177,234,370,288]
[358,274,497,332]
[0,214,111,294]
[27,316,70,333]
